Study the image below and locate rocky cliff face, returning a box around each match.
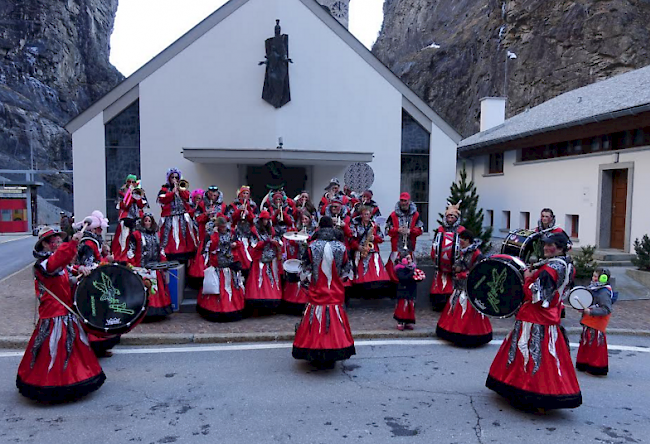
[0,0,123,209]
[373,0,650,137]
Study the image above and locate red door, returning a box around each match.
[610,169,627,250]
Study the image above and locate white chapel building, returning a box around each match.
[458,65,650,254]
[67,0,460,232]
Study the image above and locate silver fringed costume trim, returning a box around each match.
[30,314,88,372]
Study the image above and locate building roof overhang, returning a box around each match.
[182,148,373,165]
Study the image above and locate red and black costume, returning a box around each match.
[157,169,198,259]
[17,235,105,403]
[281,220,316,314]
[197,229,246,322]
[393,261,417,326]
[351,191,381,221]
[429,219,466,311]
[128,218,172,319]
[486,256,582,409]
[436,242,492,347]
[350,218,390,289]
[227,191,258,271]
[293,227,355,363]
[111,180,146,262]
[385,199,424,283]
[576,282,613,376]
[245,215,283,310]
[187,190,227,279]
[318,178,350,215]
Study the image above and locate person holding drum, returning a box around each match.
[436,230,492,347]
[429,202,465,311]
[157,168,198,261]
[575,268,614,376]
[187,186,227,283]
[245,211,283,312]
[486,231,582,410]
[293,216,355,368]
[128,213,173,320]
[17,227,106,403]
[197,217,246,322]
[111,174,147,262]
[532,208,571,258]
[228,185,259,273]
[350,206,390,292]
[281,210,314,314]
[385,192,424,285]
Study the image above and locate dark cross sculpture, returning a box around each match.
[259,20,293,108]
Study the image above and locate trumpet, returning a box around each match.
[400,219,410,251]
[133,187,145,198]
[277,202,284,222]
[178,179,189,191]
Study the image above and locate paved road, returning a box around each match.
[0,236,35,281]
[1,338,649,444]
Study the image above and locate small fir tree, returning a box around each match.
[573,244,597,279]
[438,164,492,251]
[632,234,650,271]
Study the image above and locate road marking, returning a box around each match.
[2,338,648,358]
[0,263,33,284]
[0,235,31,245]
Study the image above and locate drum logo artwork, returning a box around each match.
[472,268,508,313]
[91,272,135,316]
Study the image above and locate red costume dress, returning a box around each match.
[436,245,492,347]
[187,193,227,279]
[293,227,356,363]
[393,263,417,325]
[228,198,258,271]
[157,187,197,258]
[129,226,173,319]
[318,192,349,215]
[429,223,466,310]
[245,226,283,310]
[111,187,146,262]
[281,224,315,314]
[385,202,424,283]
[350,219,390,289]
[197,230,246,322]
[17,240,106,402]
[576,283,613,376]
[486,257,582,409]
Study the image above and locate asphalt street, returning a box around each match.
[0,236,35,281]
[1,338,649,444]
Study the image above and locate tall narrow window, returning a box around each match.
[488,152,504,174]
[401,110,430,231]
[487,210,494,227]
[503,210,510,230]
[520,211,530,230]
[567,214,579,238]
[105,100,141,231]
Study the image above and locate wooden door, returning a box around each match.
[610,169,628,249]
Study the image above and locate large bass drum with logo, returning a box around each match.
[466,254,527,318]
[74,264,148,336]
[501,228,539,263]
[432,231,460,273]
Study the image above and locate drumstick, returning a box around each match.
[80,216,93,234]
[576,299,587,310]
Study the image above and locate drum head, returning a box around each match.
[283,232,309,242]
[568,287,594,310]
[284,259,302,274]
[74,264,148,336]
[467,256,525,318]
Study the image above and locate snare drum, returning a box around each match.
[501,228,538,262]
[74,264,148,336]
[283,259,302,283]
[567,286,594,310]
[432,231,460,273]
[283,232,309,243]
[467,254,527,318]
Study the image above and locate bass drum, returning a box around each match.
[466,254,527,318]
[432,231,460,273]
[74,264,148,336]
[501,228,538,263]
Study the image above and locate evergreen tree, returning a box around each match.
[632,234,650,271]
[438,164,492,251]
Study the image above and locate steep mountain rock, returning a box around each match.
[373,0,650,137]
[0,0,123,208]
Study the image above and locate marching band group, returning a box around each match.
[15,169,615,414]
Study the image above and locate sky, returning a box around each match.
[110,0,385,77]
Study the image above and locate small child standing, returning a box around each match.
[576,268,613,376]
[393,252,420,330]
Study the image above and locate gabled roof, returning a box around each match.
[66,0,461,143]
[458,64,650,152]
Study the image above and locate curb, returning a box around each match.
[2,328,650,350]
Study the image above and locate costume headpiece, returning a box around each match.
[541,231,571,250]
[399,192,411,201]
[34,227,68,252]
[237,185,251,197]
[125,174,137,183]
[191,189,205,200]
[166,168,182,183]
[74,210,109,231]
[258,210,271,220]
[324,177,341,191]
[445,201,462,218]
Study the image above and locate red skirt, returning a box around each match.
[187,248,207,278]
[237,237,254,271]
[436,290,492,347]
[245,260,282,309]
[197,268,245,322]
[354,252,391,286]
[145,270,173,318]
[385,255,398,283]
[160,214,197,256]
[293,304,356,362]
[393,299,415,324]
[430,270,453,295]
[576,326,608,375]
[282,280,308,314]
[17,314,106,403]
[486,320,582,409]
